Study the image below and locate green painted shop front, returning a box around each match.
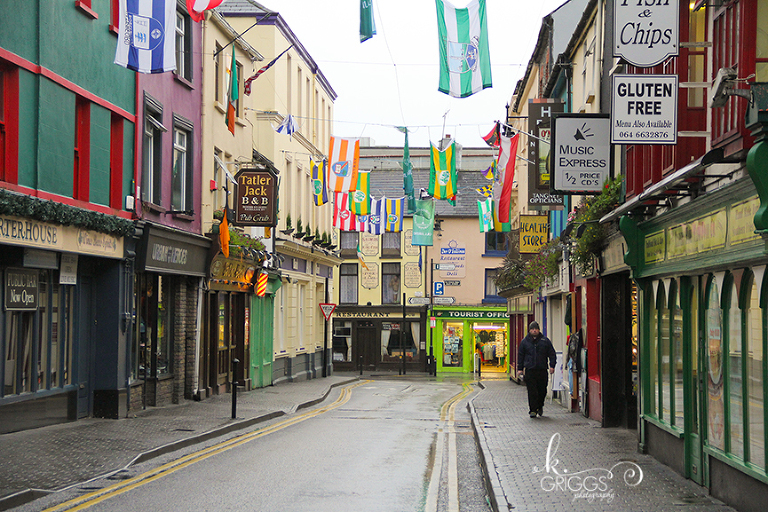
[248,273,281,389]
[431,306,509,374]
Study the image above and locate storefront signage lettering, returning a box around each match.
[361,262,379,289]
[614,0,679,68]
[730,196,760,245]
[60,254,78,285]
[209,255,256,284]
[528,99,565,211]
[519,215,549,253]
[439,240,466,278]
[5,267,39,311]
[404,230,420,256]
[77,230,119,255]
[434,310,508,319]
[611,75,677,145]
[0,216,60,247]
[235,168,278,227]
[644,230,666,264]
[403,262,421,288]
[151,243,188,265]
[552,114,612,193]
[334,311,421,318]
[361,232,379,256]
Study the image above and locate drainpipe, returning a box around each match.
[193,278,204,398]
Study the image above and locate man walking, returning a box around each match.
[517,321,556,418]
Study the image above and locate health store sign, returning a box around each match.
[614,0,678,67]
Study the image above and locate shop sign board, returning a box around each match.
[5,267,38,311]
[235,167,278,227]
[614,0,679,67]
[519,215,549,254]
[408,297,431,305]
[528,99,565,210]
[433,296,455,305]
[552,114,611,194]
[611,75,677,145]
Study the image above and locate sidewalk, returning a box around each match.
[0,375,357,511]
[469,379,737,512]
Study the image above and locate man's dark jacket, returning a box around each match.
[517,333,557,371]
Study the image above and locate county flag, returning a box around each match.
[226,47,238,135]
[482,159,496,180]
[328,137,360,192]
[349,171,371,215]
[356,242,369,270]
[493,199,512,232]
[360,0,377,42]
[275,114,297,138]
[494,133,519,223]
[476,184,492,198]
[411,198,435,246]
[115,0,176,74]
[333,192,365,231]
[244,46,292,95]
[436,0,492,98]
[478,198,493,232]
[311,159,328,206]
[397,127,416,214]
[187,0,226,22]
[219,205,230,258]
[429,141,457,200]
[366,197,385,235]
[482,122,500,147]
[384,197,405,233]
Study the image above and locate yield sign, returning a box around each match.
[319,303,337,321]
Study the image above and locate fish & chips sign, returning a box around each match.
[614,0,679,67]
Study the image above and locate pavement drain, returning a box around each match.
[173,428,195,432]
[672,495,715,505]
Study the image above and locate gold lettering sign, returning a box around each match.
[519,215,549,254]
[730,196,760,245]
[645,230,666,264]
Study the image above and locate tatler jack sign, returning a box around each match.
[614,0,679,67]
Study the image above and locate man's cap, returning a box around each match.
[529,321,540,331]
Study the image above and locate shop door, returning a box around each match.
[250,295,274,388]
[356,321,377,369]
[76,278,94,418]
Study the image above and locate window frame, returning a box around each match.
[0,61,20,184]
[340,263,358,304]
[175,5,193,82]
[340,231,359,259]
[382,262,401,305]
[171,115,193,214]
[382,232,401,258]
[484,232,508,255]
[74,96,90,201]
[142,96,165,207]
[483,269,505,304]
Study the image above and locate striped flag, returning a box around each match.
[478,198,493,232]
[328,136,360,192]
[349,171,371,215]
[244,46,292,95]
[429,141,457,201]
[333,192,365,231]
[226,47,238,135]
[436,0,492,98]
[115,0,176,74]
[493,199,512,232]
[187,0,227,22]
[494,133,519,223]
[385,197,405,233]
[311,159,328,206]
[367,197,385,235]
[482,122,500,147]
[357,242,369,270]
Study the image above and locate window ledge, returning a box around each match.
[108,24,119,35]
[75,1,98,19]
[215,102,226,114]
[173,73,194,90]
[703,445,768,485]
[641,414,684,438]
[171,212,194,221]
[143,201,165,214]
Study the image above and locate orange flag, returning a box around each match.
[219,207,230,258]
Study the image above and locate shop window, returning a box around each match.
[133,274,172,380]
[746,272,765,469]
[340,231,358,258]
[690,280,699,436]
[172,116,193,213]
[142,97,165,206]
[672,283,684,429]
[175,6,192,82]
[340,263,358,304]
[484,269,504,303]
[649,285,659,418]
[727,277,744,458]
[660,284,671,423]
[381,321,418,362]
[382,263,400,305]
[382,232,401,257]
[474,323,507,369]
[332,321,352,361]
[706,277,725,451]
[442,322,463,367]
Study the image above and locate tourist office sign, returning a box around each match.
[552,114,611,194]
[235,166,278,227]
[611,74,678,144]
[614,0,679,67]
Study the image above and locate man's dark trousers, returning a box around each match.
[525,368,549,413]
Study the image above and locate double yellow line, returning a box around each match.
[439,382,474,422]
[43,380,368,512]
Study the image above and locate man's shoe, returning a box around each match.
[537,408,543,417]
[529,411,537,418]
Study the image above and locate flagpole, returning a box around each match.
[212,12,274,58]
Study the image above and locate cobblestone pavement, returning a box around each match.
[0,374,740,512]
[469,379,737,512]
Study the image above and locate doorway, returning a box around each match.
[355,321,377,369]
[473,322,507,373]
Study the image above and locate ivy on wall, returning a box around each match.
[0,189,134,236]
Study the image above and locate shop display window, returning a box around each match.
[442,322,463,367]
[333,322,352,362]
[381,321,419,362]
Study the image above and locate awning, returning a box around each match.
[600,147,725,224]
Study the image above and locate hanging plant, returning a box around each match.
[523,238,563,290]
[570,175,623,274]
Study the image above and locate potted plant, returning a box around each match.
[320,232,330,247]
[294,218,304,238]
[282,214,294,235]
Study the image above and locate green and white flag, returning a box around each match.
[360,0,377,43]
[435,0,492,98]
[478,198,493,233]
[412,198,435,246]
[397,127,416,214]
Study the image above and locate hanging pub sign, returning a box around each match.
[519,215,549,254]
[614,0,679,67]
[5,267,39,311]
[552,113,612,194]
[611,74,678,144]
[235,166,278,227]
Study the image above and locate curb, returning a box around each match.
[468,392,510,512]
[0,377,359,512]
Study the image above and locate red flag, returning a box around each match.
[482,122,500,147]
[244,46,293,95]
[494,133,519,224]
[187,0,226,22]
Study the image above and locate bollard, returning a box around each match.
[231,358,240,419]
[359,355,363,376]
[477,353,482,379]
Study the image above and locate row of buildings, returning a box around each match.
[501,0,768,510]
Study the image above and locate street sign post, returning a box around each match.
[319,303,337,321]
[408,297,431,305]
[435,263,455,271]
[434,281,444,296]
[433,297,455,305]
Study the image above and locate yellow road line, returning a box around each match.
[43,381,369,512]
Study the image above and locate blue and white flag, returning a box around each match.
[275,114,298,138]
[366,197,385,235]
[115,0,177,74]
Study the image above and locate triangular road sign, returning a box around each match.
[319,303,337,321]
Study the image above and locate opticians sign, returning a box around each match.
[614,0,678,67]
[552,114,611,194]
[611,74,677,145]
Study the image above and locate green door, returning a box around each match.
[250,294,274,388]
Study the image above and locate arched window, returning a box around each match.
[727,275,744,459]
[745,271,765,469]
[706,276,725,451]
[672,281,684,429]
